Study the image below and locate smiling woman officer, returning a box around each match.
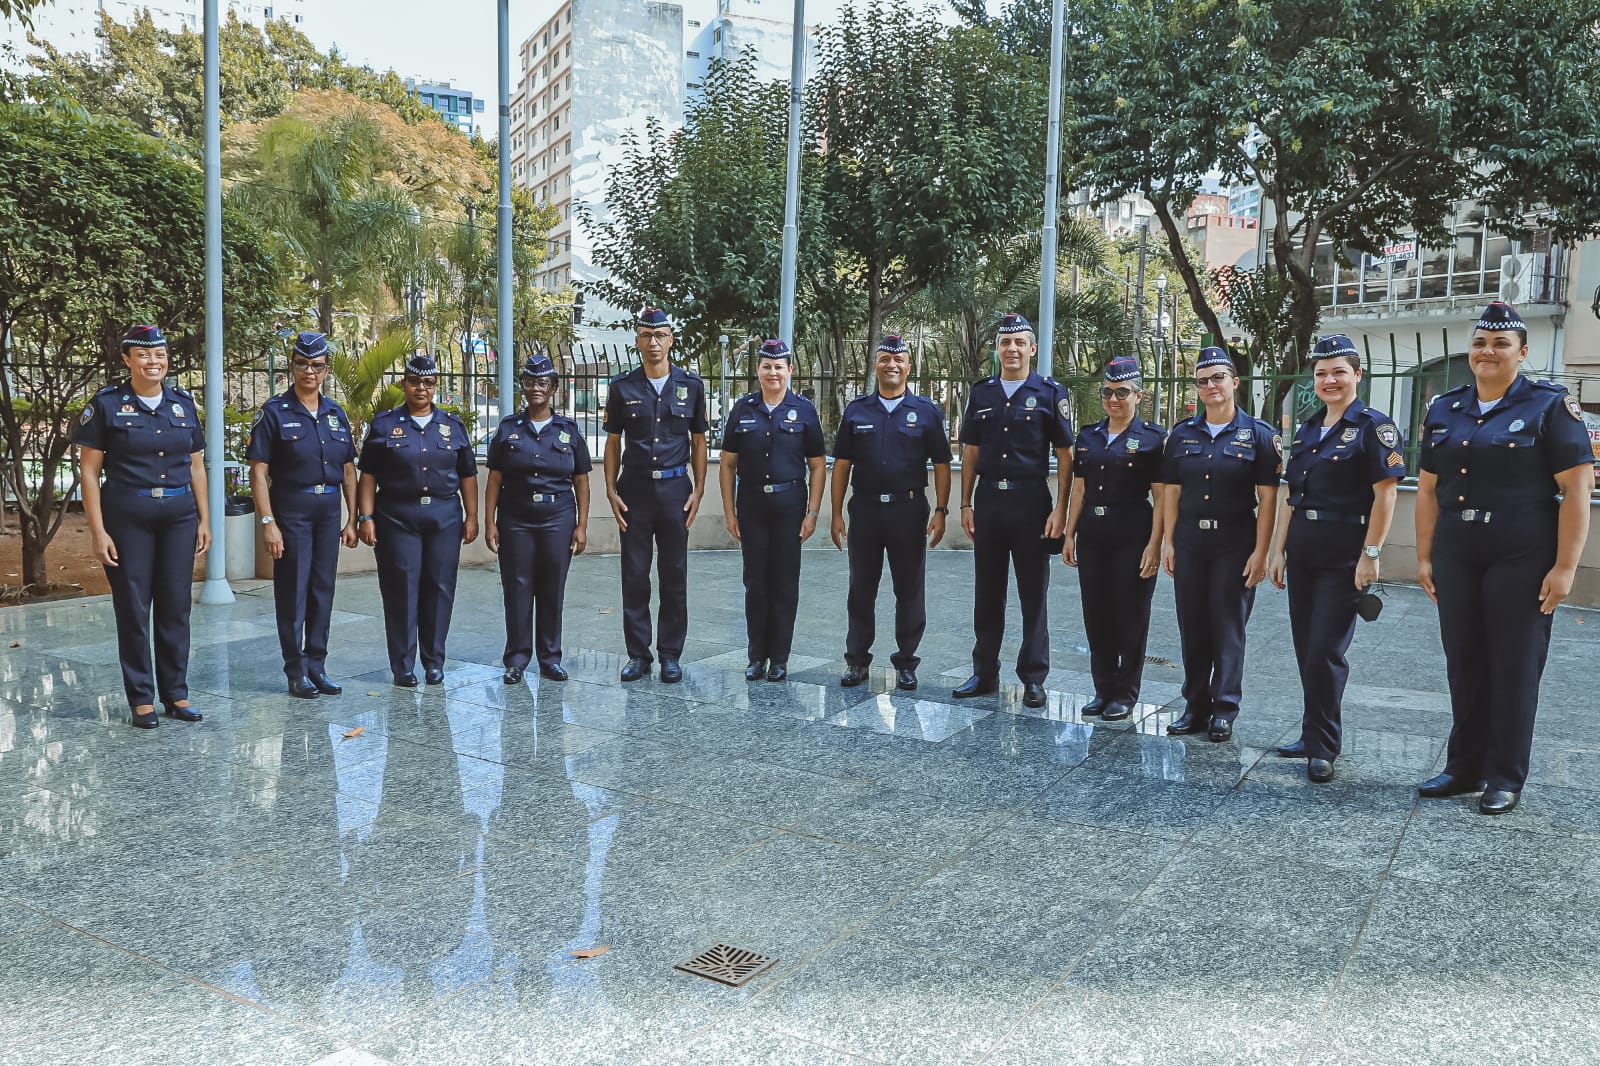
[75,325,211,729]
[1414,302,1593,815]
[1267,335,1405,783]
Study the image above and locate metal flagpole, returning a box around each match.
[778,0,805,343]
[199,0,233,605]
[1036,0,1066,378]
[497,0,515,417]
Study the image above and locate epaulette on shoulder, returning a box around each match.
[95,384,120,396]
[1440,383,1472,397]
[1531,378,1567,394]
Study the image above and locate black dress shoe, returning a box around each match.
[1308,758,1335,783]
[620,658,649,683]
[424,668,445,686]
[129,709,159,730]
[952,675,998,699]
[745,660,767,682]
[393,672,419,688]
[1417,772,1487,798]
[288,677,320,700]
[1021,683,1047,708]
[1082,696,1108,717]
[1479,789,1519,815]
[1207,717,1234,742]
[308,672,342,695]
[503,666,524,685]
[164,705,203,723]
[1101,700,1133,722]
[895,668,917,691]
[840,665,869,687]
[540,664,569,682]
[1166,710,1211,735]
[1275,739,1309,758]
[659,659,683,684]
[765,662,787,682]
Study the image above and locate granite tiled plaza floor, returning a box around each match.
[3,549,1599,1065]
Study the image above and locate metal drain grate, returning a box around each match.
[674,944,779,987]
[1145,655,1178,668]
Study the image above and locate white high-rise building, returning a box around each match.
[2,0,307,65]
[509,0,808,335]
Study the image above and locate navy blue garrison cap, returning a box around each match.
[292,331,329,360]
[758,338,793,361]
[122,324,167,350]
[1104,356,1142,382]
[1310,334,1359,361]
[1196,346,1235,372]
[877,334,909,354]
[635,307,672,329]
[520,353,558,378]
[404,354,439,377]
[1475,301,1526,332]
[997,313,1033,335]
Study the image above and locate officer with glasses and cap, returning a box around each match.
[950,313,1073,709]
[1266,334,1405,783]
[356,354,479,688]
[485,352,592,685]
[1159,345,1281,742]
[75,324,211,729]
[718,338,827,682]
[602,307,709,684]
[1413,301,1593,815]
[1062,355,1167,722]
[247,330,359,700]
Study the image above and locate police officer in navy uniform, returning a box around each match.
[1267,335,1405,782]
[355,354,480,687]
[1062,356,1166,722]
[951,314,1072,709]
[485,353,591,685]
[246,331,359,700]
[602,308,709,684]
[719,339,827,682]
[75,325,211,729]
[1160,346,1281,741]
[831,334,953,691]
[1414,302,1593,814]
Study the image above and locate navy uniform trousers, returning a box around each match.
[497,497,577,672]
[1076,503,1157,704]
[618,474,692,663]
[845,493,928,671]
[1173,525,1256,723]
[271,490,342,680]
[373,496,463,677]
[736,484,806,663]
[1285,515,1366,760]
[1433,506,1558,792]
[970,479,1051,684]
[103,492,199,708]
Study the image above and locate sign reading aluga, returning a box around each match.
[1377,240,1420,265]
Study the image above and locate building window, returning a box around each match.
[713,27,721,42]
[688,18,700,25]
[687,50,700,58]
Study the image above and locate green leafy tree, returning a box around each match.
[0,100,278,594]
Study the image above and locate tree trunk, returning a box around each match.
[1147,192,1227,353]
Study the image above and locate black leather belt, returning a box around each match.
[858,489,922,503]
[1300,508,1366,525]
[130,485,191,498]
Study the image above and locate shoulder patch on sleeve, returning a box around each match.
[79,403,96,425]
[1564,395,1584,421]
[1057,398,1071,420]
[1273,435,1283,457]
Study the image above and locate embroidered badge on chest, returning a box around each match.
[1235,428,1252,443]
[120,404,135,414]
[1341,428,1359,443]
[1508,419,1526,432]
[509,432,520,440]
[171,403,184,418]
[1125,438,1140,452]
[328,415,341,430]
[676,385,688,401]
[1025,396,1037,409]
[559,431,571,444]
[906,412,918,425]
[391,425,405,437]
[439,423,451,438]
[786,409,798,422]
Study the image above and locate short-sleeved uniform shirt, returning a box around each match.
[1419,376,1592,511]
[358,406,478,499]
[1073,419,1167,508]
[74,382,205,489]
[603,365,709,472]
[1283,399,1405,513]
[1161,409,1282,522]
[831,392,953,494]
[486,411,592,503]
[245,390,357,489]
[721,391,825,488]
[958,373,1074,480]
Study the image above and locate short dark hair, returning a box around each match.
[1311,352,1362,372]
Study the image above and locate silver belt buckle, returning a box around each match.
[879,493,893,503]
[996,480,1012,490]
[651,469,664,480]
[420,495,432,506]
[1460,509,1475,522]
[1305,509,1318,520]
[763,484,775,494]
[1092,506,1107,516]
[150,487,166,498]
[1198,519,1216,530]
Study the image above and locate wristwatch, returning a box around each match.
[1361,545,1381,559]
[356,514,374,524]
[934,506,950,516]
[260,515,275,526]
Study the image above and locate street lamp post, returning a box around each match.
[1036,0,1067,377]
[199,0,232,605]
[1153,273,1167,421]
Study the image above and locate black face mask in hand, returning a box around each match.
[1355,585,1385,623]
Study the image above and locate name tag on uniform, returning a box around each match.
[740,418,756,425]
[283,422,302,428]
[855,423,877,431]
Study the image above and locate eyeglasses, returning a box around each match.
[404,376,438,388]
[1100,387,1136,400]
[1194,373,1232,387]
[291,360,328,374]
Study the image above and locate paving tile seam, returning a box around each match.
[678,1019,892,1065]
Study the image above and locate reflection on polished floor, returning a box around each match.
[3,550,1600,1065]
